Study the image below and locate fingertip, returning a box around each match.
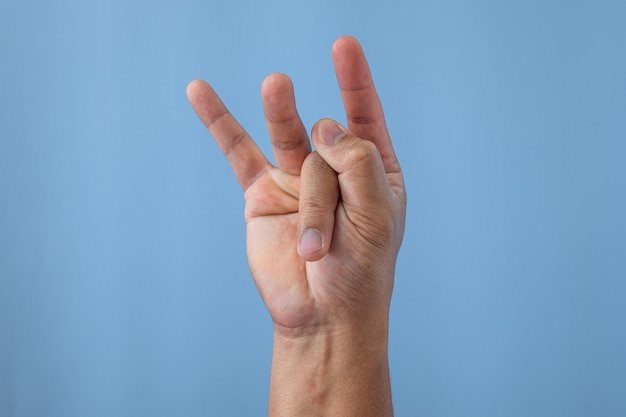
[332,36,362,59]
[261,73,294,107]
[186,80,198,101]
[332,35,360,50]
[186,79,204,96]
[186,80,214,107]
[261,73,291,91]
[313,118,347,147]
[298,228,326,261]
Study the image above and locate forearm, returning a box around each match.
[268,322,393,417]
[189,34,404,417]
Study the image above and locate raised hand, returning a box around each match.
[188,36,405,417]
[186,37,405,337]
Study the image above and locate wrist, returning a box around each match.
[272,321,389,370]
[269,322,392,417]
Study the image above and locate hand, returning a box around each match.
[188,36,405,416]
[186,36,406,337]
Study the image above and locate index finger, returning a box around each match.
[332,37,400,172]
[186,80,271,190]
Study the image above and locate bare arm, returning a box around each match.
[186,36,406,417]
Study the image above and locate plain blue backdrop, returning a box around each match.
[1,0,625,416]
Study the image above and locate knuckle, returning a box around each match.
[272,135,304,151]
[357,210,395,247]
[222,130,248,157]
[301,195,328,213]
[343,139,379,166]
[304,151,334,173]
[348,113,383,127]
[304,150,323,164]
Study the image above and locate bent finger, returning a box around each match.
[187,79,270,190]
[311,119,395,214]
[298,152,339,262]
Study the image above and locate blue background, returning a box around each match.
[1,0,625,416]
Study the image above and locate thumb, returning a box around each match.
[298,151,339,261]
[311,119,393,216]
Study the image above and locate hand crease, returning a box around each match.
[223,130,249,157]
[348,113,383,126]
[205,108,230,128]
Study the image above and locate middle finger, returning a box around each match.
[261,73,311,176]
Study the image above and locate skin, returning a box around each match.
[186,36,406,417]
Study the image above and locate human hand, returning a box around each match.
[186,36,406,338]
[187,36,405,416]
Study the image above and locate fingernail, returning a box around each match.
[300,229,323,254]
[319,120,345,146]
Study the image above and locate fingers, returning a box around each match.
[261,74,311,176]
[311,119,394,214]
[331,36,400,173]
[186,80,271,190]
[298,152,339,262]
